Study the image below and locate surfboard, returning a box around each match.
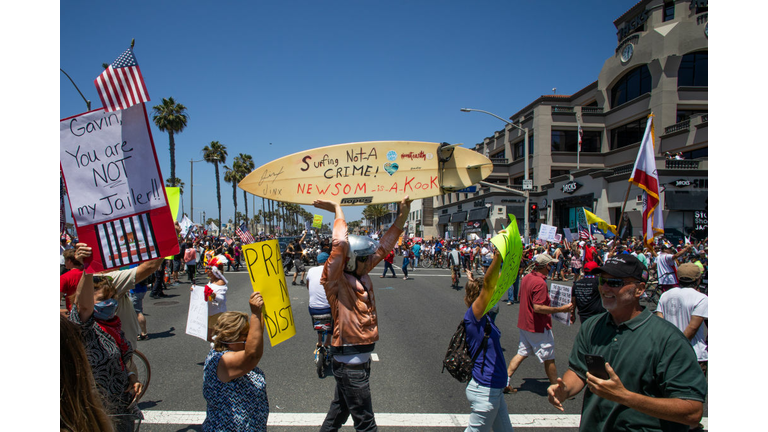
[238,141,493,205]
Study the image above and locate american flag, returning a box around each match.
[94,47,150,112]
[236,222,256,244]
[578,225,593,240]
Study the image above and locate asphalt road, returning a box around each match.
[131,262,707,431]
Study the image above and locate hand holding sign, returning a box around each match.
[483,216,523,315]
[243,239,296,346]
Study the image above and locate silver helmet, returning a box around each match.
[346,235,379,272]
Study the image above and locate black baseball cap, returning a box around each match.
[596,255,648,282]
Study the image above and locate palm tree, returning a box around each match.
[363,204,389,232]
[234,153,255,226]
[152,97,189,183]
[165,177,185,195]
[223,164,240,228]
[202,141,228,231]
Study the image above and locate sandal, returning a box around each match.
[137,334,149,341]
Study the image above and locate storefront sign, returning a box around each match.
[473,199,485,208]
[616,9,649,42]
[562,181,582,194]
[694,211,708,231]
[670,179,691,188]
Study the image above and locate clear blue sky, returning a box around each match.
[57,1,650,227]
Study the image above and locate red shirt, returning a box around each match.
[517,271,552,333]
[60,268,84,310]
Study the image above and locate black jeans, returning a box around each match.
[319,359,377,432]
[382,261,396,277]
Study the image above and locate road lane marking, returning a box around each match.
[141,411,707,428]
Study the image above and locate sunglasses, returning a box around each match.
[356,255,369,263]
[599,277,628,288]
[93,275,114,284]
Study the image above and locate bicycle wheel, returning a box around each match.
[441,258,450,269]
[421,257,432,268]
[315,346,326,378]
[128,350,151,409]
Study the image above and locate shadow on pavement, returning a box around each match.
[516,377,551,396]
[148,327,177,340]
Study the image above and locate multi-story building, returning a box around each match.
[424,0,707,244]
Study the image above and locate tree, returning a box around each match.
[165,177,185,195]
[235,154,255,226]
[362,204,389,232]
[223,164,240,227]
[202,141,228,232]
[152,97,189,183]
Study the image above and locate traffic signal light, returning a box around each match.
[529,203,538,223]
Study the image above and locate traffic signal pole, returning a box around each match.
[479,181,531,244]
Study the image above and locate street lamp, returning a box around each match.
[460,108,531,243]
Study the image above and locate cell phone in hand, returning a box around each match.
[585,354,610,380]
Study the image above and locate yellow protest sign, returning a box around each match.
[313,214,323,229]
[483,216,523,315]
[242,239,296,346]
[164,187,181,259]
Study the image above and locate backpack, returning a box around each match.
[442,317,492,383]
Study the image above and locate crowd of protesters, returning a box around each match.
[60,214,707,431]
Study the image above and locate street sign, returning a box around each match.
[457,186,477,193]
[523,179,533,190]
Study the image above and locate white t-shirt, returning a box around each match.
[657,252,679,285]
[206,283,228,316]
[305,266,330,310]
[656,287,708,361]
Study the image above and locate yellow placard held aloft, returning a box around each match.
[242,239,296,346]
[483,216,524,315]
[313,214,323,229]
[164,187,181,259]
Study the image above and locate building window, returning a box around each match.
[551,169,570,179]
[676,110,707,123]
[680,147,708,159]
[663,2,675,22]
[491,149,506,160]
[513,135,535,159]
[678,51,708,87]
[610,117,648,150]
[551,130,602,153]
[611,65,652,108]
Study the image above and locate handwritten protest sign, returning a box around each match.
[483,216,523,315]
[549,283,572,326]
[186,285,209,341]
[537,223,558,242]
[313,214,323,229]
[243,239,296,346]
[563,228,574,243]
[60,104,178,272]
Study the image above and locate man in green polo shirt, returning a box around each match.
[547,255,706,431]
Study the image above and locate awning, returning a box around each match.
[437,214,451,224]
[451,211,468,223]
[468,207,490,221]
[665,190,707,211]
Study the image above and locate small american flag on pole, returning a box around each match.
[236,222,256,244]
[94,46,150,112]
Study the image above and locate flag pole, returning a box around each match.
[616,182,633,237]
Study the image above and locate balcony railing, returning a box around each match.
[665,159,700,169]
[664,119,690,135]
[581,106,603,114]
[552,106,574,113]
[611,163,634,176]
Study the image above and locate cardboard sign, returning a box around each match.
[186,285,209,341]
[549,283,572,326]
[242,239,296,346]
[563,228,574,243]
[60,104,179,272]
[537,224,558,242]
[484,216,523,315]
[313,214,323,229]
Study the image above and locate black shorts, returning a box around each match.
[293,259,306,272]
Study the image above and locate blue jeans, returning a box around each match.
[465,379,513,432]
[506,275,520,303]
[402,258,409,278]
[320,360,377,432]
[382,261,396,277]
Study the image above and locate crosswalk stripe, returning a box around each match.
[141,411,707,428]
